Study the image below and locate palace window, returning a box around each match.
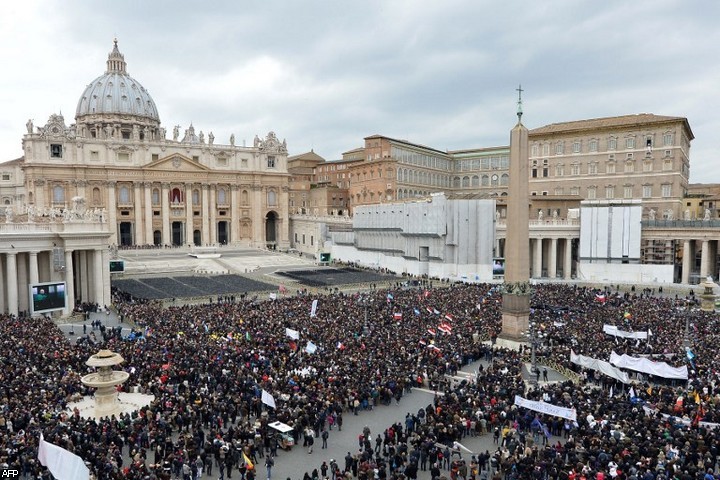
[53,185,65,203]
[572,141,581,153]
[626,137,635,149]
[217,188,227,205]
[643,185,652,198]
[624,185,633,199]
[608,137,617,150]
[661,184,672,198]
[587,187,597,199]
[267,156,276,168]
[119,185,130,204]
[152,188,160,205]
[605,185,615,199]
[192,189,200,206]
[267,189,277,206]
[663,133,673,146]
[589,139,598,152]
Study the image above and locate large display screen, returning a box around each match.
[29,281,67,314]
[109,260,125,273]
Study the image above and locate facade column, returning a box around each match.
[6,253,18,317]
[161,183,170,246]
[532,238,543,278]
[93,249,104,306]
[107,181,117,245]
[185,183,194,246]
[252,185,264,247]
[564,238,573,280]
[682,240,692,284]
[34,179,47,209]
[28,251,39,286]
[64,250,75,315]
[144,182,154,245]
[548,238,558,279]
[230,185,239,245]
[279,185,290,249]
[133,182,144,245]
[201,185,210,245]
[209,184,217,245]
[700,240,710,279]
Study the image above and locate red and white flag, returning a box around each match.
[393,312,403,320]
[444,314,454,322]
[427,328,436,336]
[438,322,453,334]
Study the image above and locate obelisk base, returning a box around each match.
[500,293,530,339]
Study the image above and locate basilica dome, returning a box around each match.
[75,40,160,125]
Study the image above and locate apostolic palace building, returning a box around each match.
[1,40,719,317]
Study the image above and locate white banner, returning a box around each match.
[38,434,90,480]
[610,351,688,380]
[285,328,300,340]
[514,395,577,421]
[261,389,277,409]
[570,350,630,384]
[603,325,648,340]
[310,299,318,317]
[305,341,318,354]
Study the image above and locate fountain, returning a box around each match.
[81,349,130,419]
[699,276,718,312]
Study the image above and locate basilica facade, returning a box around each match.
[19,40,290,249]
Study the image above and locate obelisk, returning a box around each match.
[501,86,530,338]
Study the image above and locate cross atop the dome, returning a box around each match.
[106,38,127,74]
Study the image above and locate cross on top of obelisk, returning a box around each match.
[516,84,524,122]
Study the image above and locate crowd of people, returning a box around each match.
[1,281,719,479]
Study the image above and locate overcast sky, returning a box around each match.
[1,1,718,182]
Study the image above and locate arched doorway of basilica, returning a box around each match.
[153,230,161,246]
[217,221,229,245]
[193,230,201,246]
[265,211,278,249]
[171,222,183,246]
[119,222,133,246]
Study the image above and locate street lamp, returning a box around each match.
[525,321,544,386]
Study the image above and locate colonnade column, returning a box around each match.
[107,181,117,245]
[133,182,144,244]
[101,248,110,307]
[0,255,5,313]
[548,238,557,279]
[93,249,104,306]
[209,184,217,245]
[161,183,170,246]
[682,240,692,284]
[532,238,543,278]
[28,251,39,286]
[700,240,710,279]
[564,238,573,280]
[6,253,18,317]
[231,185,239,245]
[201,185,210,245]
[79,251,89,302]
[185,183,194,246]
[64,250,75,315]
[144,182,153,245]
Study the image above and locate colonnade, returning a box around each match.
[0,247,109,317]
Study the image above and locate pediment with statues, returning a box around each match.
[36,113,77,140]
[144,154,211,172]
[254,131,287,154]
